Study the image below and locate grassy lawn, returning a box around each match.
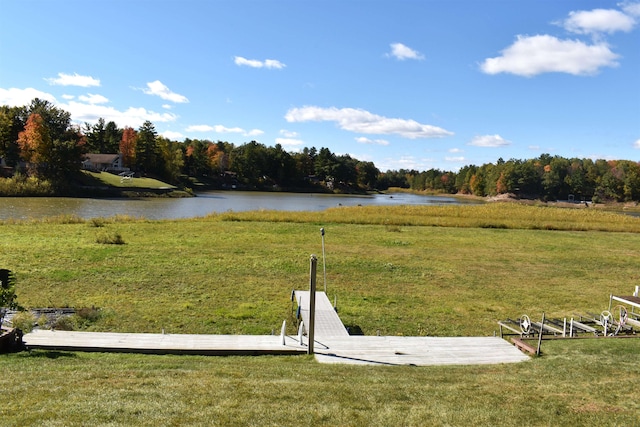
[1,204,639,425]
[80,170,177,189]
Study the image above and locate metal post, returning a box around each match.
[308,254,318,354]
[321,228,327,294]
[536,312,545,356]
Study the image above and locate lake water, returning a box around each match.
[0,191,483,220]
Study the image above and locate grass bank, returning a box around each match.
[1,203,639,425]
[0,339,638,426]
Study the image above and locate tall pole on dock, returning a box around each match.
[320,228,327,294]
[308,254,317,355]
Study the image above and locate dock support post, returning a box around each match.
[536,312,545,356]
[298,321,305,345]
[308,254,317,355]
[281,320,287,345]
[321,228,327,294]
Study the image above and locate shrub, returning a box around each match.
[76,307,101,323]
[96,231,125,245]
[90,218,106,227]
[11,311,35,333]
[52,316,75,331]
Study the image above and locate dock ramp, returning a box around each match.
[294,290,349,338]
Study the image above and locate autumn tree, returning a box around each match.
[120,127,137,168]
[17,113,51,167]
[21,98,71,142]
[16,112,84,185]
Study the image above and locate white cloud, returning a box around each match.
[62,94,75,100]
[162,130,184,140]
[563,8,636,35]
[280,129,299,138]
[162,104,172,110]
[45,72,100,87]
[621,1,640,17]
[0,86,178,129]
[445,156,466,162]
[378,155,434,172]
[143,80,189,103]
[246,128,264,137]
[356,136,390,146]
[480,35,620,76]
[61,101,177,128]
[0,87,57,106]
[78,93,109,104]
[633,139,640,149]
[285,106,453,139]
[234,56,286,69]
[387,43,425,60]
[468,134,511,147]
[186,124,215,132]
[448,148,463,153]
[214,125,245,133]
[186,124,263,137]
[276,137,304,147]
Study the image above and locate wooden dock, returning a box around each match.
[311,336,530,366]
[20,290,531,366]
[294,290,349,338]
[23,330,306,356]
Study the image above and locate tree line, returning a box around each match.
[1,98,639,201]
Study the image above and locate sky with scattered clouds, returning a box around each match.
[1,0,638,172]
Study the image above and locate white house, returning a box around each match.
[82,153,129,173]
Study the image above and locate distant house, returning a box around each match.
[82,153,129,173]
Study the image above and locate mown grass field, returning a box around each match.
[81,170,177,189]
[1,203,639,426]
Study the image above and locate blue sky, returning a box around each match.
[1,1,639,172]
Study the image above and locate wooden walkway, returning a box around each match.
[294,290,349,338]
[21,291,531,366]
[311,336,530,366]
[23,330,306,356]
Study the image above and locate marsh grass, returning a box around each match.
[215,203,640,232]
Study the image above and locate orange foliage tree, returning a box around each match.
[119,127,137,168]
[17,113,51,166]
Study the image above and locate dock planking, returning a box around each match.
[21,291,531,366]
[23,330,307,356]
[312,336,531,366]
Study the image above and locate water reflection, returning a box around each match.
[0,191,483,220]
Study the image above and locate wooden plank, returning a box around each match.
[23,330,307,356]
[295,290,349,338]
[510,337,537,355]
[497,321,522,335]
[532,321,563,335]
[313,336,530,366]
[624,317,640,328]
[611,295,640,310]
[571,319,597,333]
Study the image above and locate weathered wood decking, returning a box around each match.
[294,290,349,338]
[312,336,531,366]
[21,290,531,366]
[23,330,306,356]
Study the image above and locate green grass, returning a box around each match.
[81,170,176,189]
[0,339,638,426]
[1,203,640,425]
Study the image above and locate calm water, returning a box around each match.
[0,191,483,220]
